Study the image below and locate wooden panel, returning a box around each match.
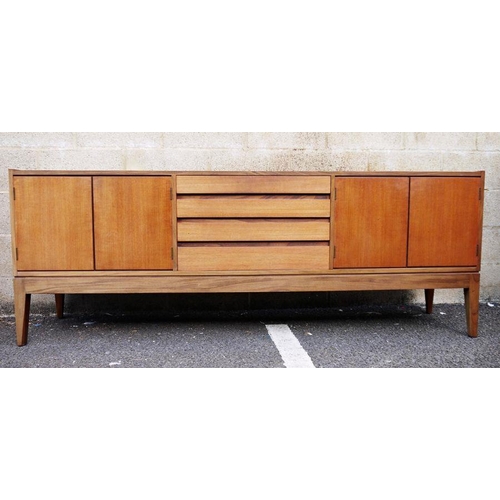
[178,243,329,271]
[13,176,94,270]
[12,169,483,178]
[94,176,173,270]
[177,175,331,194]
[16,266,480,277]
[22,273,475,295]
[177,195,330,218]
[408,177,482,267]
[334,177,409,268]
[177,218,330,241]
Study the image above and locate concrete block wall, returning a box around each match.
[1,132,499,313]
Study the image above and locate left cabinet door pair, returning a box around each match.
[13,176,174,271]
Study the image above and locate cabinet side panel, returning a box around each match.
[13,176,94,271]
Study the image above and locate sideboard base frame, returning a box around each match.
[13,272,480,346]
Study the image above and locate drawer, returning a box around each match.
[178,243,330,271]
[177,218,331,241]
[177,195,330,218]
[177,175,331,194]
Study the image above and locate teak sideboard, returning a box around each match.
[9,170,485,346]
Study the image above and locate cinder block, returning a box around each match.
[410,288,500,304]
[248,132,326,150]
[164,133,246,149]
[483,189,500,226]
[29,294,56,313]
[429,289,463,304]
[125,149,167,170]
[76,132,163,148]
[0,283,55,315]
[480,227,500,263]
[0,132,74,148]
[0,235,12,277]
[163,149,213,171]
[0,277,13,313]
[477,133,500,151]
[0,281,53,314]
[480,286,500,301]
[0,150,37,190]
[278,151,367,172]
[408,289,426,305]
[243,150,290,171]
[0,288,54,314]
[481,263,500,287]
[207,149,247,171]
[330,151,369,171]
[289,150,333,171]
[289,150,368,171]
[443,152,500,188]
[0,193,11,235]
[368,151,442,171]
[327,132,403,150]
[405,132,476,151]
[128,149,249,172]
[37,150,124,171]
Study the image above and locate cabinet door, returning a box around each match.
[408,177,482,267]
[93,176,173,270]
[334,177,409,268]
[13,176,94,271]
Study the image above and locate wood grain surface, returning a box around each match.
[93,176,173,270]
[177,218,330,241]
[20,273,476,294]
[178,243,329,271]
[13,176,94,271]
[177,195,330,218]
[177,175,331,194]
[334,177,409,268]
[408,177,482,267]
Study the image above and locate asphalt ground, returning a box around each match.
[1,302,498,367]
[3,303,499,500]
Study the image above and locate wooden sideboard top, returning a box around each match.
[9,169,485,177]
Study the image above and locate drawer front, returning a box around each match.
[176,174,332,271]
[177,175,331,194]
[177,195,330,218]
[177,219,331,242]
[178,244,329,271]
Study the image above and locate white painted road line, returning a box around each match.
[265,324,315,368]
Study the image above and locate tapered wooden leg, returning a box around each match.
[424,289,434,314]
[14,279,31,346]
[464,274,480,338]
[55,294,65,318]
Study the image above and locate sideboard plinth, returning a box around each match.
[14,272,480,345]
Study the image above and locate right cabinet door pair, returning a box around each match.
[333,176,482,269]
